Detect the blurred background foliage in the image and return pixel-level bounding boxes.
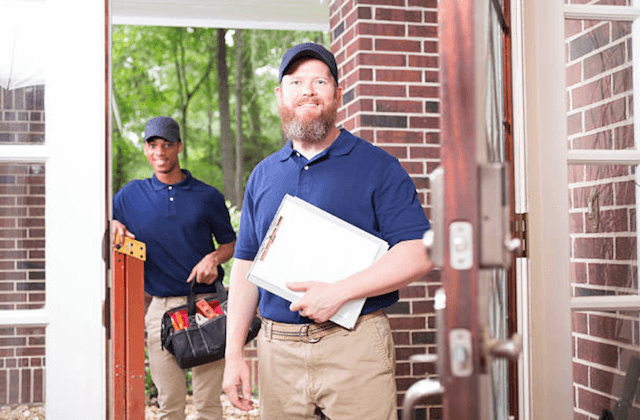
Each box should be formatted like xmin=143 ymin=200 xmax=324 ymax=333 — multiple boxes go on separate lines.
xmin=112 ymin=26 xmax=329 ymax=209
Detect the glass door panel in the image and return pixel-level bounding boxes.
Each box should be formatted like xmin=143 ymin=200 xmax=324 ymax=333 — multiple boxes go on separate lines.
xmin=0 ymin=2 xmax=47 ymax=411
xmin=566 ymin=8 xmax=640 ymax=419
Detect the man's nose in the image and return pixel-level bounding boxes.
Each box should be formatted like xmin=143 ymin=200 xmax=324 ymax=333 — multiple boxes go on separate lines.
xmin=302 ymin=81 xmax=316 ymax=96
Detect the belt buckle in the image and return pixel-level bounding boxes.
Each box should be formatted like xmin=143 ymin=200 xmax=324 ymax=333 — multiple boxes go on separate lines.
xmin=299 ymin=324 xmax=320 ymax=343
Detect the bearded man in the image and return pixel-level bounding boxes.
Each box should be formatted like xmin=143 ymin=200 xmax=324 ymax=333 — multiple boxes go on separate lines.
xmin=222 ymin=43 xmax=434 ymax=420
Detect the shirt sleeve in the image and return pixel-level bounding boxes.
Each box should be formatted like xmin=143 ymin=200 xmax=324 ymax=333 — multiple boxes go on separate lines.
xmin=209 ymin=191 xmax=237 ymax=245
xmin=374 ymin=160 xmax=430 ymax=247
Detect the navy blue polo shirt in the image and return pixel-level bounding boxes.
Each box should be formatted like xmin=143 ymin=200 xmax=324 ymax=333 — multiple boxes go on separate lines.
xmin=235 ymin=129 xmax=430 ymax=323
xmin=113 ymin=169 xmax=236 ymax=297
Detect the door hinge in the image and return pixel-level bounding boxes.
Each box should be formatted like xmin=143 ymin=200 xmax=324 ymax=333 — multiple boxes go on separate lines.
xmin=513 ymin=212 xmax=528 ymax=258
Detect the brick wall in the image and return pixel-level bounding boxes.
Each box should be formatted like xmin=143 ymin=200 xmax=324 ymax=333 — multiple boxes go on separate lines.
xmin=565 ymin=13 xmax=638 ymax=419
xmin=328 ymin=0 xmax=441 ymax=417
xmin=0 ymin=85 xmax=47 ymax=406
xmin=0 ymin=87 xmax=45 ymax=144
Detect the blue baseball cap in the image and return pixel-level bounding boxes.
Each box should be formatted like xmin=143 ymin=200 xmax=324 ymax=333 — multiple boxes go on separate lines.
xmin=144 ymin=116 xmax=181 ymax=142
xmin=279 ymin=42 xmax=338 ymax=84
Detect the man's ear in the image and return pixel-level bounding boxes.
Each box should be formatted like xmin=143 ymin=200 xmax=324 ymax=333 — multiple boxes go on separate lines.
xmin=275 ymin=86 xmax=282 ymax=105
xmin=177 ymin=141 xmax=183 ymax=154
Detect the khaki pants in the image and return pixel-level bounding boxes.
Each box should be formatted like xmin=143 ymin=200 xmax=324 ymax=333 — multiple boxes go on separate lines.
xmin=257 ymin=312 xmax=397 ymax=420
xmin=146 ymin=295 xmax=225 ymax=420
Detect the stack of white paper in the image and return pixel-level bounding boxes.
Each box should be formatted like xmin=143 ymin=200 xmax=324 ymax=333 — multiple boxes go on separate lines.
xmin=247 ymin=195 xmax=389 ymax=329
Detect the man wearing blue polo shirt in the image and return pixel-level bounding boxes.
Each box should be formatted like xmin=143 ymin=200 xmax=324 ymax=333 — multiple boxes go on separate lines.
xmin=223 ymin=43 xmax=434 ymax=420
xmin=112 ymin=116 xmax=236 ymax=420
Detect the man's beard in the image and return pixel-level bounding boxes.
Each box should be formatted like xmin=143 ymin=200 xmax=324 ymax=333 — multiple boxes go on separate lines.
xmin=279 ymin=97 xmax=339 ymax=145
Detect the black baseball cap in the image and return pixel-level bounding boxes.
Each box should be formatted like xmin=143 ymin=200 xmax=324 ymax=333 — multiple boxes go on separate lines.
xmin=279 ymin=42 xmax=338 ymax=85
xmin=144 ymin=116 xmax=180 ymax=143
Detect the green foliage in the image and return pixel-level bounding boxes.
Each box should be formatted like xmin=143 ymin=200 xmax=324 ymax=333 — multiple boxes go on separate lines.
xmin=216 ymin=201 xmax=241 ymax=286
xmin=112 ymin=26 xmax=328 ymax=199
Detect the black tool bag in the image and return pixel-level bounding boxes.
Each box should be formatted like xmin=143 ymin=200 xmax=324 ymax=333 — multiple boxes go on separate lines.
xmin=160 ymin=279 xmax=261 ymax=369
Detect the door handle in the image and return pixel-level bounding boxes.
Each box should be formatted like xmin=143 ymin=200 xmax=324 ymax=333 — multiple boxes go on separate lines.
xmin=401 ymin=378 xmax=444 ymax=420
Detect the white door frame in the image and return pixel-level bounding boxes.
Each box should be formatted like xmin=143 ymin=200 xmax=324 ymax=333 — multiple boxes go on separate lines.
xmin=0 ymin=1 xmax=108 ymax=418
xmin=520 ymin=0 xmax=574 ymax=419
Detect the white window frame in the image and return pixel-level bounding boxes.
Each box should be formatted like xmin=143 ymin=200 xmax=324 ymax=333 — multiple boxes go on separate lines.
xmin=0 ymin=1 xmax=108 ymax=419
xmin=518 ymin=3 xmax=640 ymax=420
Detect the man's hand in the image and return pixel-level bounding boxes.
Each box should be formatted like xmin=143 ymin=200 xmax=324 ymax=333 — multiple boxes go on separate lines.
xmin=186 ymin=253 xmax=219 ymax=285
xmin=187 ymin=241 xmax=235 ymax=284
xmin=111 ymin=219 xmax=135 ymax=248
xmin=222 ymin=356 xmax=255 ymax=411
xmin=287 ymin=281 xmax=345 ymax=323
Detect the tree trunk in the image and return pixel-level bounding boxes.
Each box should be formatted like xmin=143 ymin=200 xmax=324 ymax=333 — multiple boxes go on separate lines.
xmin=216 ymin=28 xmax=236 ymax=202
xmin=234 ymin=29 xmax=244 ymax=208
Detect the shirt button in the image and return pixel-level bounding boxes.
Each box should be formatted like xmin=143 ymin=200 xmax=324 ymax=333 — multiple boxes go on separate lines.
xmin=170 ymin=197 xmax=174 ymax=201
xmin=168 ymin=186 xmax=173 ymax=190
xmin=304 ymin=165 xmax=309 ymax=170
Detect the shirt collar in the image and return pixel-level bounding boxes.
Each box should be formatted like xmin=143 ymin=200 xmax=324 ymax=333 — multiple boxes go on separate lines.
xmin=151 ymin=169 xmax=193 ymax=191
xmin=277 ymin=129 xmax=357 ymax=162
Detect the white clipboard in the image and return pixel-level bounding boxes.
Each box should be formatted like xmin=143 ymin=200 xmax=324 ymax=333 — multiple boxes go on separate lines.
xmin=246 ymin=194 xmax=389 ymax=329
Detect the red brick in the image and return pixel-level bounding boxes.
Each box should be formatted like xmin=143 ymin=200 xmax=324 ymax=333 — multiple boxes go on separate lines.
xmin=569 ymin=212 xmax=584 ymax=234
xmin=590 ymin=366 xmax=623 ymax=397
xmin=615 ymin=180 xmax=635 ymax=205
xmin=585 ymin=208 xmax=628 ymax=233
xmin=424 ymin=70 xmax=439 ymax=83
xmin=390 ymin=317 xmax=426 ymax=331
xmin=573 ymin=237 xmax=613 ymax=259
xmin=33 ymin=368 xmax=43 ymax=403
xmin=346 ymin=38 xmax=373 ymax=59
xmin=412 ymin=299 xmax=434 ymax=314
xmin=571 ymin=76 xmax=611 ymax=109
xmin=566 ymin=62 xmax=582 ymax=87
xmin=584 ymin=43 xmax=626 ymax=80
xmin=408 ymin=25 xmax=438 ymax=38
xmin=571 ymin=262 xmax=587 ymax=284
xmin=375 ymin=38 xmax=421 ymax=53
xmin=573 ymin=312 xmax=588 ymax=334
xmin=565 ymin=19 xmax=582 ymax=38
xmin=576 ymin=338 xmax=618 ymax=368
xmin=357 ymin=22 xmax=405 ymax=37
xmin=409 ymin=116 xmax=439 ymax=129
xmin=588 ymin=263 xmax=635 ymax=289
xmin=358 ymin=0 xmax=404 ymax=6
xmin=409 ymin=85 xmax=439 ymax=98
xmin=616 ymin=236 xmax=636 ymax=260
xmin=409 ymin=146 xmax=439 ymax=159
xmin=377 ymin=99 xmax=423 ymax=113
xmin=589 ymin=313 xmax=632 ymax=343
xmin=357 ymin=53 xmax=407 ymax=68
xmin=577 ymin=387 xmax=615 ymax=415
xmin=9 ymin=369 xmax=18 ymax=403
xmin=375 ymin=8 xmax=422 ymax=23
xmin=409 ymin=0 xmax=437 ymax=7
xmin=567 ymin=112 xmax=583 ymax=135
xmin=409 ymin=54 xmax=438 ymax=68
xmin=424 ymin=11 xmax=437 ymax=24
xmin=584 ymin=98 xmax=626 ymax=132
xmin=380 ymin=146 xmax=408 ymax=159
xmin=0 ymin=369 xmax=5 ymax=404
xmin=400 ymin=284 xmax=427 ymax=299
xmin=358 ymin=83 xmax=406 ymax=98
xmin=395 ymin=361 xmax=411 ymax=376
xmin=573 ymin=184 xmax=614 ymax=208
xmin=571 ymin=129 xmax=612 ymax=150
xmin=573 ymin=362 xmax=588 ymax=386
xmin=377 ymin=130 xmax=424 ymax=144
xmin=614 ymin=124 xmax=634 ymax=149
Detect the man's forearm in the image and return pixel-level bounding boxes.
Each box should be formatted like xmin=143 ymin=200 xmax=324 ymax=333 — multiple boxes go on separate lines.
xmin=209 ymin=240 xmax=236 ymax=266
xmin=225 ymin=259 xmax=259 ymax=359
xmin=337 ymin=239 xmax=433 ymax=301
